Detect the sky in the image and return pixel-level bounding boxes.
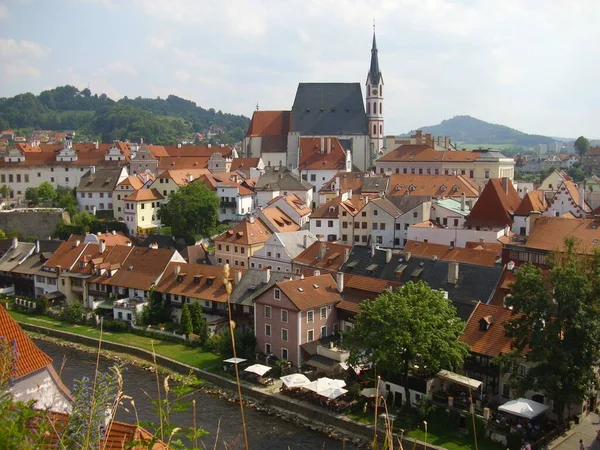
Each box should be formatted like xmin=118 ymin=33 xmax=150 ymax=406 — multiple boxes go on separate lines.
xmin=0 ymin=0 xmax=599 ymax=138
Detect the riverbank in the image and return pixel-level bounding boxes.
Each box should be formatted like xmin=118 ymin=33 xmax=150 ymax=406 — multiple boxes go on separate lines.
xmin=21 ymin=322 xmax=440 ymax=450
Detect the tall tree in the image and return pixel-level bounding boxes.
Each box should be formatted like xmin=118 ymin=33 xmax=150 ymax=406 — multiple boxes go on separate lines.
xmin=158 ymin=182 xmax=220 ymax=243
xmin=574 ymin=136 xmax=590 ymax=156
xmin=25 ymin=187 xmax=39 ymax=206
xmin=179 ymin=304 xmax=193 ymax=337
xmin=37 ymin=182 xmax=57 ymax=203
xmin=502 ymin=238 xmax=600 ymax=422
xmin=189 ymin=301 xmax=209 ymax=344
xmin=343 ymin=281 xmax=469 ymax=387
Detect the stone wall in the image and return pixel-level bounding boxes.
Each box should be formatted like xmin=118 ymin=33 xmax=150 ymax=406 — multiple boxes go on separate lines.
xmin=19 ymin=322 xmax=442 ymax=450
xmin=0 ymin=209 xmax=68 ymax=239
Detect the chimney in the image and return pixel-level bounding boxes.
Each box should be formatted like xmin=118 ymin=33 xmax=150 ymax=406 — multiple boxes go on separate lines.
xmin=263 ymin=268 xmax=271 ymax=284
xmin=234 ymin=270 xmax=243 ymax=285
xmin=140 ymin=137 xmax=144 ymax=144
xmin=314 ymin=269 xmax=321 ymax=276
xmin=501 ymin=177 xmax=509 ymax=194
xmin=318 ymin=242 xmax=327 ymax=260
xmin=327 ymin=138 xmax=332 ymax=154
xmin=320 ymin=137 xmax=325 ymax=153
xmin=99 ymin=239 xmax=106 ymax=254
xmin=579 ymin=184 xmax=585 ymax=209
xmin=126 ymin=240 xmax=132 ymax=247
xmin=529 ymin=211 xmax=541 ymax=234
xmin=448 ymin=260 xmax=459 ymax=285
xmin=335 ymin=176 xmax=341 ymax=191
xmin=249 ymin=215 xmax=256 ymax=224
xmin=336 ymin=272 xmax=344 ymax=293
xmin=111 ymin=230 xmax=116 ymax=235
xmin=385 ymin=248 xmax=392 ymax=263
xmin=90 ymin=165 xmax=96 ymax=174
xmin=150 ymin=242 xmax=158 ymax=250
xmin=174 ymin=265 xmax=181 ymax=276
xmin=303 ymin=233 xmax=310 ymax=249
xmin=11 ymin=236 xmax=18 ymax=249
xmin=35 ymin=240 xmax=40 ymax=254
xmin=343 ymin=248 xmax=350 ymax=263
xmin=445 ymin=137 xmax=450 ymax=149
xmin=416 ymin=130 xmax=423 ymax=140
xmin=370 ymin=244 xmax=376 ymax=257
xmin=74 ymin=239 xmax=81 ymax=247
xmin=461 ymin=193 xmax=466 ymax=211
xmin=94 ymin=141 xmax=99 ymax=150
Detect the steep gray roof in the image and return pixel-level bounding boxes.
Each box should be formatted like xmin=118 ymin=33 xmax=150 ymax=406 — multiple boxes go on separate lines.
xmin=367 ymin=31 xmax=382 ymax=86
xmin=230 ymin=269 xmax=289 ymax=306
xmin=369 ymin=198 xmax=402 ymax=217
xmin=362 ymin=177 xmax=389 ymax=193
xmin=291 ymin=83 xmax=368 ymax=136
xmin=273 ymin=231 xmax=318 ymax=259
xmin=0 ymin=242 xmax=35 ymax=272
xmin=77 ymin=167 xmax=125 ymax=193
xmin=387 ymin=195 xmax=432 ymax=214
xmin=255 ymin=167 xmax=313 ymax=192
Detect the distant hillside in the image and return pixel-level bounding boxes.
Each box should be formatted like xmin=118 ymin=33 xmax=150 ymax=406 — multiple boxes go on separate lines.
xmin=404 ymin=115 xmax=556 ymax=147
xmin=0 ymin=85 xmax=250 ymax=145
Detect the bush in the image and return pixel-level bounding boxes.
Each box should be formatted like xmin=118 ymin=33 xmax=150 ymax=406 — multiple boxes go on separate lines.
xmin=35 ymin=297 xmax=49 ymax=314
xmin=102 ymin=319 xmax=128 ymax=332
xmin=61 ymin=302 xmax=85 ymax=324
xmin=204 ymin=334 xmax=223 ymax=353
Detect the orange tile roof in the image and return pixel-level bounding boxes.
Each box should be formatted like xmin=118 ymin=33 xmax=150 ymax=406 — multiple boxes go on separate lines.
xmin=0 ymin=305 xmax=52 ymax=379
xmin=155 ymin=262 xmax=244 ymax=304
xmin=44 ymin=239 xmax=95 ymax=271
xmin=551 ymin=180 xmax=591 ymax=213
xmin=386 ymin=174 xmax=479 ymax=198
xmin=214 ymin=217 xmax=272 ymax=245
xmin=344 ymin=273 xmax=401 ymax=293
xmin=459 ymin=302 xmax=520 ymax=357
xmin=293 ymin=241 xmax=351 ymax=272
xmin=276 ymin=274 xmax=341 ymax=311
xmin=311 ymin=194 xmax=365 ymax=219
xmin=85 ymin=232 xmax=131 ymax=247
xmin=514 ymin=190 xmax=547 ymax=216
xmin=379 ymin=144 xmax=480 ymax=163
xmin=465 ymin=178 xmax=521 ymax=228
xmin=117 ymin=174 xmax=153 ymax=190
xmin=411 ymin=220 xmax=445 ymax=228
xmin=336 ymin=300 xmax=361 ymax=313
xmin=246 ymin=110 xmax=291 ymax=137
xmin=230 ymin=158 xmax=260 ymax=172
xmin=320 ymin=171 xmax=370 ymax=193
xmin=298 ymin=138 xmax=347 ymax=171
xmin=124 ymin=188 xmax=164 ymax=202
xmin=464 ymin=241 xmax=503 ymax=252
xmin=267 ymin=194 xmax=312 ymax=217
xmin=403 ymin=241 xmax=500 ymax=267
xmin=157 ymin=157 xmax=210 ymax=171
xmin=157 ymin=169 xmax=211 ymax=186
xmin=102 ymin=247 xmax=176 ymax=290
xmin=1 ymin=144 xmax=130 ymax=167
xmin=260 ymin=207 xmax=301 ymax=232
xmin=525 ymin=216 xmax=600 ymax=254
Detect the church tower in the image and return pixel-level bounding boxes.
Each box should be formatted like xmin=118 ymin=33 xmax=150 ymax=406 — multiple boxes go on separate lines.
xmin=366 ymin=26 xmax=384 ymax=160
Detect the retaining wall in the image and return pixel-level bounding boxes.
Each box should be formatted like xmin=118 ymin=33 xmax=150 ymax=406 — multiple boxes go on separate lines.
xmin=20 ymin=322 xmax=443 ymax=450
xmin=0 ymin=210 xmax=68 ymax=238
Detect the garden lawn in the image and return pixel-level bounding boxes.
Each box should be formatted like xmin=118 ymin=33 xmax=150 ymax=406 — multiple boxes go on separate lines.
xmin=9 ymin=311 xmax=220 ymax=369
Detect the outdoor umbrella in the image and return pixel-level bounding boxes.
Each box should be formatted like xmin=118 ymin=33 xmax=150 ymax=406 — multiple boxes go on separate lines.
xmin=280 ymin=373 xmax=311 ymax=388
xmin=318 ymin=387 xmax=348 ymax=400
xmin=244 ymin=364 xmax=272 ymax=377
xmin=223 ymin=357 xmax=247 ymax=364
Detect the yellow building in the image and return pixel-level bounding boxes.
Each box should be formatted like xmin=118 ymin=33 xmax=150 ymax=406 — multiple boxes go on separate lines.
xmin=123 ymin=188 xmax=164 ymax=237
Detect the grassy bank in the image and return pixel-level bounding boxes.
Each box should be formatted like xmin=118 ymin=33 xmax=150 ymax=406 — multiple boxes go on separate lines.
xmin=9 ymin=311 xmax=220 ymax=369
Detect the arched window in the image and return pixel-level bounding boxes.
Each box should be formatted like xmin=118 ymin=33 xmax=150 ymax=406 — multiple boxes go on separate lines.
xmin=373 ymin=124 xmax=377 ymax=136
xmin=380 ymin=85 xmax=382 ymax=96
xmin=379 ymin=102 xmax=382 ymax=114
xmin=367 ymin=102 xmax=370 ymax=114
xmin=380 ymin=124 xmax=383 ymax=134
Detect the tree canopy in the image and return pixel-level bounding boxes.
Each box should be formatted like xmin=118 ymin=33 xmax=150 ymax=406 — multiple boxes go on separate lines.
xmin=343 ymin=281 xmax=469 ymax=385
xmin=179 ymin=303 xmax=193 ymax=337
xmin=502 ymin=238 xmax=600 ymax=421
xmin=574 ymin=136 xmax=590 ymax=156
xmin=158 ymin=182 xmax=220 ymax=243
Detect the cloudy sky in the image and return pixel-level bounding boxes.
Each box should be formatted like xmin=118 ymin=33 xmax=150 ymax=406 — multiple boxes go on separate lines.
xmin=1 ymin=0 xmax=598 ymax=138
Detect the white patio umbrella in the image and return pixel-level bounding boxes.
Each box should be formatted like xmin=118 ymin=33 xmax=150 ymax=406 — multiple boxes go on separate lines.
xmin=319 ymin=377 xmax=346 ymax=389
xmin=244 ymin=364 xmax=272 ymax=377
xmin=304 ymin=377 xmax=346 ymax=394
xmin=318 ymin=387 xmax=348 ymax=400
xmin=498 ymin=398 xmax=550 ymax=420
xmin=280 ymin=373 xmax=311 ymax=388
xmin=223 ymin=357 xmax=247 ymax=364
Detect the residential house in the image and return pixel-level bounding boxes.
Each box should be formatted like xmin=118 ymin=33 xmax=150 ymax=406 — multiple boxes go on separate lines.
xmin=264 ymin=194 xmax=312 ymax=228
xmin=318 ymin=171 xmax=387 ymax=205
xmin=112 ymin=173 xmax=154 ymax=221
xmin=512 ymin=191 xmax=547 ymax=237
xmin=154 ymin=262 xmax=244 ymax=316
xmin=229 ymin=157 xmax=265 ymax=178
xmin=0 ymin=306 xmax=72 ymax=413
xmin=340 ymin=246 xmax=504 ymax=321
xmin=538 ymin=170 xmax=571 ymax=193
xmin=151 ymin=169 xmax=211 ymax=199
xmin=310 ymin=192 xmax=364 ymax=243
xmin=543 ymin=180 xmax=590 ymax=218
xmin=513 ymin=181 xmax=535 ymax=199
xmin=254 ymin=274 xmax=342 ymax=367
xmin=429 ymin=196 xmax=472 ymax=230
xmin=243 ymin=110 xmax=291 ymax=163
xmin=123 ymin=189 xmax=164 ymax=237
xmin=376 ymin=145 xmax=515 ymax=184
xmin=385 ymin=174 xmax=480 ymax=199
xmin=213 ymin=216 xmax=273 ymax=268
xmin=198 ymin=173 xmax=256 ymax=223
xmin=249 ymin=231 xmax=317 ymax=273
xmin=77 ymin=166 xmax=128 ymax=215
xmin=10 ymin=239 xmax=64 ymax=298
xmin=206 ymin=152 xmax=233 ymax=173
xmin=259 ymin=207 xmax=301 ymax=234
xmin=581 ymin=147 xmax=600 ymax=173
xmin=297 ymin=137 xmax=352 ymax=198
xmin=292 ymin=241 xmax=352 ymax=276
xmin=254 ymin=167 xmax=314 ymax=208
xmin=0 ymin=238 xmax=37 ymax=296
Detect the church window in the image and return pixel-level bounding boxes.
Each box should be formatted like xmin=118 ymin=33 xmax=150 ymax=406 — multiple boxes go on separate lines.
xmin=367 ymin=102 xmax=370 ymax=114
xmin=380 ymin=85 xmax=382 ymax=95
xmin=380 ymin=102 xmax=382 ymax=114
xmin=380 ymin=124 xmax=383 ymax=134
xmin=373 ymin=124 xmax=377 ymax=136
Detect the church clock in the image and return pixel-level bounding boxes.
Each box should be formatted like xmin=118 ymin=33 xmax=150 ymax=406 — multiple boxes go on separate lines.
xmin=372 ymin=88 xmax=378 ymax=95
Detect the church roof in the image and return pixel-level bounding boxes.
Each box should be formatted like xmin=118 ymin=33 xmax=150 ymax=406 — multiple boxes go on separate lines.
xmin=368 ymin=31 xmax=382 ymax=86
xmin=290 ymin=83 xmax=368 ymax=136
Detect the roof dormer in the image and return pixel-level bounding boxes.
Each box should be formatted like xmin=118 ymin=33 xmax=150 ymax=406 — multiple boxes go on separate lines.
xmin=479 ymin=315 xmax=494 ymax=331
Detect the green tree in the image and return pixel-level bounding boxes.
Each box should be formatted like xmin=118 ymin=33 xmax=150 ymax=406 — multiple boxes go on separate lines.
xmin=219 ymin=329 xmax=257 ymax=360
xmin=501 ymin=238 xmax=600 ymax=422
xmin=62 ymin=301 xmax=85 ymax=324
xmin=142 ymin=289 xmax=172 ymax=326
xmin=574 ymin=136 xmax=590 ymax=156
xmin=189 ymin=302 xmax=209 ymax=344
xmin=343 ymin=281 xmax=469 ymax=386
xmin=0 ymin=229 xmax=6 ymax=239
xmin=37 ymin=181 xmax=56 ymax=203
xmin=24 ymin=187 xmax=39 ymax=206
xmin=158 ymin=182 xmax=220 ymax=243
xmin=180 ymin=303 xmax=193 ymax=336
xmin=0 ymin=185 xmax=9 ymax=199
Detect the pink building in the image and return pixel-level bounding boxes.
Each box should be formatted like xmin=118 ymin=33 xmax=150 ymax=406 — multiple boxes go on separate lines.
xmin=254 ymin=272 xmax=342 ymax=367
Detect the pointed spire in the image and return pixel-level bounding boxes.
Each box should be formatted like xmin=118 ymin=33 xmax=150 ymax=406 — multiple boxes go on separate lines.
xmin=368 ymin=24 xmax=381 ymax=86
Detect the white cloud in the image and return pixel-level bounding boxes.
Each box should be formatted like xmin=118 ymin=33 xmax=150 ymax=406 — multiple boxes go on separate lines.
xmin=99 ymin=60 xmax=136 ymax=76
xmin=147 ymin=36 xmax=166 ymax=50
xmin=0 ymin=39 xmax=50 ymax=79
xmin=174 ymin=69 xmax=190 ymax=83
xmin=0 ymin=2 xmax=7 ymax=19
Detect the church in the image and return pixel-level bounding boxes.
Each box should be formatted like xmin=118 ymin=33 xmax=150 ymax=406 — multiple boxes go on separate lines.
xmin=243 ymin=29 xmax=384 ymax=172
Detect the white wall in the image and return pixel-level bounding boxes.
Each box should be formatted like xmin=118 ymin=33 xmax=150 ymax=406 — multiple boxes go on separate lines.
xmin=309 ymin=217 xmax=340 ymax=241
xmin=407 ymin=225 xmax=506 ymax=248
xmin=34 ymin=273 xmax=58 ymax=297
xmin=262 ymin=152 xmax=287 ymax=168
xmin=11 ymin=367 xmax=71 ymax=413
xmin=300 ymin=169 xmax=338 ymax=203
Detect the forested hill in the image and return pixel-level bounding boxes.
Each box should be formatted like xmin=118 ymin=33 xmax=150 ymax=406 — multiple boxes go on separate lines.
xmin=0 ymin=85 xmax=250 ymax=145
xmin=404 ymin=115 xmax=556 ymax=147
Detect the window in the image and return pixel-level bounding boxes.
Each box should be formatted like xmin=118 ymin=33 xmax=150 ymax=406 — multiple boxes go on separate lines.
xmin=307 ymin=310 xmax=314 ymax=323
xmin=328 ymin=220 xmax=333 ymax=228
xmin=404 ymin=223 xmax=409 ymax=230
xmin=0 ymin=175 xmax=4 ymax=183
xmin=380 ymin=223 xmax=385 ymax=230
xmin=362 ymin=222 xmax=367 ymax=229
xmin=354 ymin=235 xmax=359 ymax=242
xmin=282 ymin=348 xmax=288 ymax=360
xmin=453 ymin=219 xmax=459 ymax=227
xmin=265 ymin=324 xmax=272 ymax=337
xmin=267 ymin=251 xmax=272 ymax=257
xmin=518 ymin=364 xmax=528 ymax=377
xmin=218 ymin=244 xmax=222 ymax=250
xmin=320 ymin=326 xmax=327 ymax=338
xmin=118 ymin=311 xmax=123 ymax=319
xmin=342 ymin=221 xmax=348 ymax=229
xmin=376 ymin=236 xmax=382 ymax=244
xmin=469 ymin=170 xmax=474 ymax=178
xmin=342 ymin=234 xmax=348 ymax=241
xmin=361 ymin=211 xmax=366 ymax=217
xmin=485 ymin=169 xmax=490 ymax=179
xmin=88 ymin=193 xmax=92 ymax=198
xmin=264 ymin=305 xmax=272 ymax=319
xmin=395 ymin=223 xmax=400 ymax=230
xmin=80 ymin=193 xmax=85 ymax=198
xmin=265 ymin=343 xmax=271 ymax=354
xmin=354 ymin=222 xmax=359 ymax=229
xmin=140 ymin=203 xmax=144 ymax=209
xmin=373 ymin=209 xmax=378 ymax=216
xmin=24 ymin=174 xmax=29 ymax=182
xmin=99 ymin=192 xmax=104 ymax=198
xmin=320 ymin=307 xmax=327 ymax=319
xmin=307 ymin=329 xmax=314 ymax=342
xmin=361 ymin=235 xmax=367 ymax=242
xmin=234 ymin=246 xmax=238 ymax=253
xmin=281 ymin=328 xmax=288 ymax=341
xmin=413 ymin=211 xmax=418 ymax=218
xmin=274 ymin=288 xmax=281 ymax=300
xmin=276 ymin=253 xmax=281 ymax=258
xmin=226 ymin=245 xmax=230 ymax=251
xmin=310 ymin=174 xmax=316 ymax=182
xmin=372 ymin=222 xmax=378 ymax=230
xmin=241 ymin=247 xmax=245 ymax=254
xmin=281 ymin=309 xmax=288 ymax=322
xmin=316 ymin=220 xmax=321 ymax=227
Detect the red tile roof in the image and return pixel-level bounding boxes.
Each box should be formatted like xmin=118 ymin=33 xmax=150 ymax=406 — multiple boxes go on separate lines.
xmin=515 ymin=190 xmax=547 ymax=216
xmin=379 ymin=144 xmax=480 ymax=163
xmin=465 ymin=178 xmax=521 ymax=228
xmin=230 ymin=158 xmax=260 ymax=172
xmin=293 ymin=241 xmax=351 ymax=273
xmin=157 ymin=157 xmax=210 ymax=170
xmin=102 ymin=247 xmax=176 ymax=290
xmin=276 ymin=274 xmax=341 ymax=311
xmin=299 ymin=138 xmax=347 ymax=171
xmin=403 ymin=241 xmax=500 ymax=267
xmin=386 ymin=174 xmax=479 ymax=198
xmin=260 ymin=207 xmax=301 ymax=233
xmin=0 ymin=305 xmax=53 ymax=379
xmin=320 ymin=171 xmax=370 ymax=193
xmin=525 ymin=216 xmax=600 ymax=254
xmin=214 ymin=217 xmax=272 ymax=245
xmin=266 ymin=194 xmax=312 ymax=217
xmin=246 ymin=111 xmax=291 ymax=137
xmin=124 ymin=188 xmax=164 ymax=202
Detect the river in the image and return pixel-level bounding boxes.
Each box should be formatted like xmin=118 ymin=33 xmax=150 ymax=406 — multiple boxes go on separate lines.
xmin=35 ymin=339 xmax=359 ymax=450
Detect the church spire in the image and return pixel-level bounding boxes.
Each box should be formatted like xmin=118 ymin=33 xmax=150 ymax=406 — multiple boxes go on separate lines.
xmin=368 ymin=24 xmax=381 ymax=86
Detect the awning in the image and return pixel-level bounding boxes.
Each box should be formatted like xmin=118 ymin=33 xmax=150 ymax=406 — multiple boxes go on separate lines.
xmin=438 ymin=370 xmax=482 ymax=390
xmin=498 ymin=398 xmax=550 ymax=419
xmin=306 ymin=355 xmax=342 ymax=371
xmin=280 ymin=373 xmax=311 ymax=388
xmin=244 ymin=364 xmax=271 ymax=377
xmin=96 ymin=300 xmax=114 ymax=310
xmin=223 ymin=357 xmax=247 ymax=364
xmin=41 ymin=291 xmax=65 ymax=301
